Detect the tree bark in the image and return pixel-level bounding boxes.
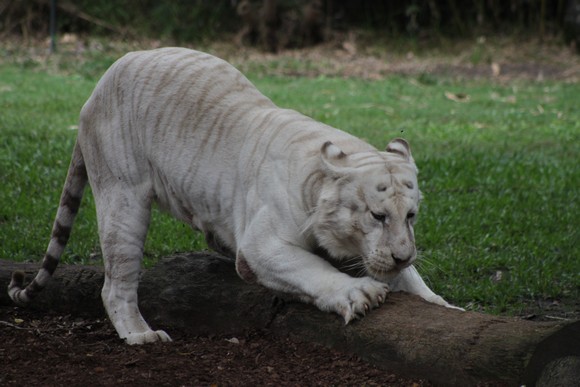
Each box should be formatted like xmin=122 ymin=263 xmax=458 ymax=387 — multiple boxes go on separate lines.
xmin=1 ymin=254 xmax=578 ymax=386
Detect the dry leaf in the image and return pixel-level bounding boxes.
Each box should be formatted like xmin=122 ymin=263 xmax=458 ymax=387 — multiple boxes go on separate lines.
xmin=491 ymin=62 xmax=501 ymax=77
xmin=444 ymin=91 xmax=470 ymax=103
xmin=342 ymin=41 xmax=357 ymax=56
xmin=490 ymin=270 xmax=503 ymax=283
xmin=225 ymin=337 xmax=240 ymax=344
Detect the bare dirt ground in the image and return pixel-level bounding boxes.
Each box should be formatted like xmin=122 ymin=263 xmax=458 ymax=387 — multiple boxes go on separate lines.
xmin=2 ymin=33 xmax=579 ymax=82
xmin=1 ymin=36 xmax=577 ymax=386
xmin=208 ymin=33 xmax=580 ymax=82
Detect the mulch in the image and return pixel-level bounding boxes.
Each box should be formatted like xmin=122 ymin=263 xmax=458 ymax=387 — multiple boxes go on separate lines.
xmin=0 ymin=306 xmax=432 ymax=386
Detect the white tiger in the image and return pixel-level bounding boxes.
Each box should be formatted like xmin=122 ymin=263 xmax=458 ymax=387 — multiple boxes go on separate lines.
xmin=8 ymin=47 xmax=459 ymax=345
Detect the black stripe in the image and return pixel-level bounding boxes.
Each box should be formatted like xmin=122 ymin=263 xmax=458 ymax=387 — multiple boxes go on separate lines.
xmin=43 ymin=254 xmax=59 ymax=275
xmin=387 ymin=148 xmax=406 ymax=157
xmin=27 ymin=279 xmax=43 ymax=297
xmin=74 ymin=162 xmax=88 ymax=180
xmin=53 ymin=221 xmax=72 ymax=245
xmin=10 ymin=271 xmax=25 ymax=288
xmin=61 ymin=190 xmax=82 ymax=214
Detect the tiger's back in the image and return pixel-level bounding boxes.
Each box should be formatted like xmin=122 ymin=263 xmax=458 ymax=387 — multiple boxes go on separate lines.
xmin=80 ymin=47 xmax=369 ymax=253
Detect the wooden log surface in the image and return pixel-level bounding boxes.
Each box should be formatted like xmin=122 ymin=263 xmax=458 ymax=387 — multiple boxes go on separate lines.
xmin=1 ymin=253 xmax=578 ymax=386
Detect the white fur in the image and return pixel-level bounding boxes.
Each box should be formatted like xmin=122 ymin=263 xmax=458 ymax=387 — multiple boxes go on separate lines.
xmin=70 ymin=48 xmax=460 ymax=344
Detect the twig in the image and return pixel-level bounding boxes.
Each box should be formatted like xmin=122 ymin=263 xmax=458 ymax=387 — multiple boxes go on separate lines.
xmin=544 ymin=315 xmax=570 ymax=321
xmin=0 ymin=320 xmax=31 ymax=330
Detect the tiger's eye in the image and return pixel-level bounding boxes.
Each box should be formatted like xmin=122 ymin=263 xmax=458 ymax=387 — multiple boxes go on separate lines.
xmin=371 ymin=212 xmax=386 ymax=222
xmin=407 ymin=212 xmax=416 ymax=220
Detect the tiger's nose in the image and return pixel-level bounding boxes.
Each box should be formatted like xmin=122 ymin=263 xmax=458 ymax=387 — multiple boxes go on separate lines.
xmin=392 ymin=253 xmax=412 ymax=266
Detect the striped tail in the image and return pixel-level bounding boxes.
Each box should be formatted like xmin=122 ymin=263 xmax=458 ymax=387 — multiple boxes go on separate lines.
xmin=8 ymin=141 xmax=88 ymax=305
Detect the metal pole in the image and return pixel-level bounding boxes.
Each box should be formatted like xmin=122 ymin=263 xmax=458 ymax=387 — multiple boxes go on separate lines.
xmin=50 ymin=0 xmax=57 ymax=54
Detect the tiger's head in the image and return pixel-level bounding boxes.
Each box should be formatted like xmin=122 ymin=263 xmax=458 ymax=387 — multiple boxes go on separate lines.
xmin=312 ymin=138 xmax=421 ymax=281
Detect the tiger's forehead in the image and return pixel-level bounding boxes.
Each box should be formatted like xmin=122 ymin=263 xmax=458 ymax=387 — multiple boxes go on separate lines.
xmin=348 ymin=151 xmax=385 ymax=168
xmin=349 ymin=151 xmax=417 ymax=181
xmin=365 ymin=172 xmax=418 ymax=196
xmin=356 ymin=172 xmax=420 ymax=211
xmin=352 ymin=152 xmax=419 ymax=202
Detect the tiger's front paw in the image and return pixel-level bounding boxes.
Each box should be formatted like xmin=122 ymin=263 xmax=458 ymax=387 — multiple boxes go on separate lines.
xmin=317 ymin=276 xmax=389 ymax=324
xmin=124 ymin=329 xmax=173 ymax=345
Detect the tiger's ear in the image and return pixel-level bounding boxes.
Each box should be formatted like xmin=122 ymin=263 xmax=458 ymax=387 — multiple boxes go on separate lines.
xmin=320 ymin=141 xmax=352 ymax=177
xmin=385 ymin=138 xmax=413 ymax=162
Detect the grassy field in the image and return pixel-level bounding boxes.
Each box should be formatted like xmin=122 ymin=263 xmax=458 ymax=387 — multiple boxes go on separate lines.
xmin=0 ymin=53 xmax=578 ymax=316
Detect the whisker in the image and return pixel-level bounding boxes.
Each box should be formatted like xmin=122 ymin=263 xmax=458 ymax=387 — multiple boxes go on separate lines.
xmin=415 ymin=254 xmax=450 ymax=276
xmin=337 ymin=255 xmax=368 ymax=277
xmin=298 ymin=216 xmax=314 ymax=237
xmin=340 ymin=259 xmax=365 ymax=271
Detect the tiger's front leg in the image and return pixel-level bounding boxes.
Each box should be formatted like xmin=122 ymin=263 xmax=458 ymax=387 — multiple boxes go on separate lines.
xmin=237 ymin=212 xmax=389 ymax=323
xmin=388 ymin=266 xmax=464 ymax=311
xmin=239 ymin=244 xmax=389 ymax=323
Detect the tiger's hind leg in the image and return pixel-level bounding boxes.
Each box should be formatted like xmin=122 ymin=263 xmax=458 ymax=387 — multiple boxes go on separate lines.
xmin=95 ymin=189 xmax=171 ymax=345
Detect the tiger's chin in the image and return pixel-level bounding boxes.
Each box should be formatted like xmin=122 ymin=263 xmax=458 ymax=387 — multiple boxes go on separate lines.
xmin=363 ymin=257 xmax=415 ymax=282
xmin=365 ymin=264 xmax=401 ymax=282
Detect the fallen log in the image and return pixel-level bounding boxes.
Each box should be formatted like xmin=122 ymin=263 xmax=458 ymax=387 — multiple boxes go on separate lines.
xmin=1 ymin=254 xmax=578 ymax=386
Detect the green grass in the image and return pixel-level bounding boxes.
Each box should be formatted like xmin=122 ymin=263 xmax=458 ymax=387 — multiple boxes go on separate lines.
xmin=0 ymin=66 xmax=206 ymax=265
xmin=1 ymin=60 xmax=578 ymax=316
